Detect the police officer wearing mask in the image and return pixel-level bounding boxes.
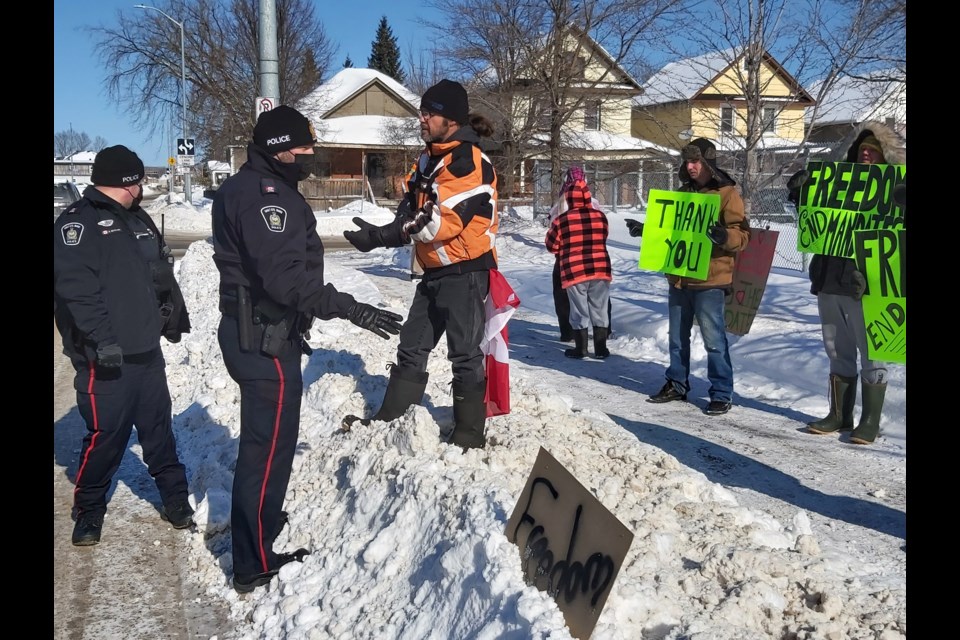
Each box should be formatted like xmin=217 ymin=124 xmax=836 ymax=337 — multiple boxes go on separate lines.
xmin=54 ymin=145 xmax=194 ymax=547
xmin=212 ymin=105 xmax=403 ymax=593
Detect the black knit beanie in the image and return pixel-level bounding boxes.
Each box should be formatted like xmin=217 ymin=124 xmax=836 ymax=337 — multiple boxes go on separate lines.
xmin=253 ymin=105 xmax=317 ymax=153
xmin=91 ymin=145 xmax=145 ymax=187
xmin=420 ymin=80 xmax=469 ymax=125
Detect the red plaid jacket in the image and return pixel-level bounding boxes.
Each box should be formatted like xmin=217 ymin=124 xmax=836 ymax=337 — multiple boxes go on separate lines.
xmin=544 ymin=180 xmax=612 ymax=289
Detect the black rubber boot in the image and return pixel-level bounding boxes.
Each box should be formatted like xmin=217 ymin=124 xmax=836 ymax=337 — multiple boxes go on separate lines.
xmin=807 ymin=373 xmax=857 ymax=434
xmin=593 ymin=327 xmax=610 ymax=359
xmin=342 ymin=365 xmax=428 ymax=430
xmin=564 ymin=329 xmax=589 ymax=359
xmin=850 ymin=381 xmax=886 ymax=445
xmin=450 ymin=380 xmax=488 ymax=450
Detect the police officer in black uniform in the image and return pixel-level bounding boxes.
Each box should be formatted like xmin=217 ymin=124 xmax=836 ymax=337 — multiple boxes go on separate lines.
xmin=53 ymin=145 xmax=194 ymax=546
xmin=212 ymin=105 xmax=403 ymax=593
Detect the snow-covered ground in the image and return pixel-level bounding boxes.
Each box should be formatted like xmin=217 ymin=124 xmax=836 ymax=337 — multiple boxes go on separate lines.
xmin=135 ymin=195 xmax=906 ymax=639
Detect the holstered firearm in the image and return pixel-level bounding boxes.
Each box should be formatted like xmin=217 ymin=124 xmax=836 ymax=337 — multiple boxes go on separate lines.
xmin=256 ymin=296 xmax=297 ymax=358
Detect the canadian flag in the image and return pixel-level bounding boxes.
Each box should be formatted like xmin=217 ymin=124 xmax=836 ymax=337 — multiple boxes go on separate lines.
xmin=482 ymin=270 xmax=520 ymax=417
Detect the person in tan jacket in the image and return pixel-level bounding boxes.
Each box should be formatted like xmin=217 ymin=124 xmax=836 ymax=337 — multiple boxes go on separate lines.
xmin=645 ymin=138 xmax=751 ymax=415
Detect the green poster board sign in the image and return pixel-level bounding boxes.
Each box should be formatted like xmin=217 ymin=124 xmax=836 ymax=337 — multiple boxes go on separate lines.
xmin=796 ymin=161 xmax=905 ymax=257
xmin=853 ymin=228 xmax=906 ymax=364
xmin=639 ymin=189 xmax=719 ymax=280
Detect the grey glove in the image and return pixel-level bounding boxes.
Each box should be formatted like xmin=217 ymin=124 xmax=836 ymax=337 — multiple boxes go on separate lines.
xmin=96 ymin=343 xmax=123 ymax=368
xmin=706 ymin=221 xmax=728 ymax=246
xmin=625 ymin=218 xmax=644 ymax=237
xmin=851 ymin=270 xmax=867 ymax=300
xmin=345 ymin=303 xmax=403 ymax=339
xmin=403 ymin=201 xmax=435 ymax=237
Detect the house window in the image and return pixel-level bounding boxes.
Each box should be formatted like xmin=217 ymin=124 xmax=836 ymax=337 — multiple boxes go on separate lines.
xmin=584 ymin=100 xmax=601 ymax=131
xmin=563 ymin=52 xmax=587 ymax=79
xmin=535 ymin=98 xmax=553 ymax=131
xmin=721 ymin=107 xmax=734 ymax=133
xmin=762 ymin=107 xmax=777 ymax=134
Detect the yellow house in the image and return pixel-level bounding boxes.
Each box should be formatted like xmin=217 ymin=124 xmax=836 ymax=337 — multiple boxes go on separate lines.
xmin=632 ymin=48 xmax=814 ymax=154
xmin=482 ymin=24 xmax=675 ymax=208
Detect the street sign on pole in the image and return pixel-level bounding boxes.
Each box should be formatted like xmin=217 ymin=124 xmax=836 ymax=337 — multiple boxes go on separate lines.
xmin=256 ymin=97 xmax=277 ymax=120
xmin=177 ymin=138 xmax=195 ymax=156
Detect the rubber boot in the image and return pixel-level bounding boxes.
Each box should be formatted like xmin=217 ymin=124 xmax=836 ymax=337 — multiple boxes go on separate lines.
xmin=450 ymin=379 xmax=488 ymax=450
xmin=807 ymin=373 xmax=857 ymax=434
xmin=850 ymin=381 xmax=886 ymax=445
xmin=564 ymin=329 xmax=589 ymax=359
xmin=593 ymin=327 xmax=610 ymax=359
xmin=342 ymin=365 xmax=428 ymax=430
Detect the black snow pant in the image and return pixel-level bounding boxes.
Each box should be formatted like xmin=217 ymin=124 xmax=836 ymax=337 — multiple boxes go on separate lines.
xmin=397 ymin=270 xmax=489 ymax=386
xmin=218 ymin=315 xmax=304 ymax=578
xmin=71 ymin=348 xmax=188 ymax=519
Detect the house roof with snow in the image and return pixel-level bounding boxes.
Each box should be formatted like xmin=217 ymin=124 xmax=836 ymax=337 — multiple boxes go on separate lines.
xmin=635 ymin=48 xmax=813 ymax=107
xmin=806 ymin=70 xmax=906 ymax=125
xmin=298 ymin=68 xmax=420 ymax=120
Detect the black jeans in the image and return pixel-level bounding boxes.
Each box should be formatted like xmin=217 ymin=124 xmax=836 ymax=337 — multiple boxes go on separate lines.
xmin=397 ymin=271 xmax=489 ymax=385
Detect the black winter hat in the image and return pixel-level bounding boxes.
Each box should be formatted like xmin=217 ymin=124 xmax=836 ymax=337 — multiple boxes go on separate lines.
xmin=253 ymin=105 xmax=317 ymax=153
xmin=420 ymin=79 xmax=469 ymax=125
xmin=91 ymin=145 xmax=145 ymax=187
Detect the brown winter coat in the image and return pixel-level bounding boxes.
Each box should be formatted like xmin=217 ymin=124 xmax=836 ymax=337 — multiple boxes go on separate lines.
xmin=666 ymin=172 xmax=750 ymax=290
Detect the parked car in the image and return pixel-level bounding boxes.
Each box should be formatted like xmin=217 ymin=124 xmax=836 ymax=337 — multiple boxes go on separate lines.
xmin=54 ymin=181 xmax=82 ymax=222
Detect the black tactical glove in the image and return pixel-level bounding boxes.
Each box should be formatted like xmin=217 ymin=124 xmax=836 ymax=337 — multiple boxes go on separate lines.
xmin=706 ymin=221 xmax=728 ymax=246
xmin=625 ymin=218 xmax=644 ymax=237
xmin=851 ymin=270 xmax=867 ymax=300
xmin=786 ymin=169 xmax=810 ymax=205
xmin=96 ymin=343 xmax=123 ymax=368
xmin=344 ymin=303 xmax=403 ymax=339
xmin=402 ymin=201 xmax=435 ymax=237
xmin=343 ymin=217 xmax=406 ymax=252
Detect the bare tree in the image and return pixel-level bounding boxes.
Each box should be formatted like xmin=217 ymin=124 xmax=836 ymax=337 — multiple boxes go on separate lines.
xmin=87 ymin=0 xmax=334 ymax=162
xmin=422 ymin=0 xmax=691 ymax=198
xmin=54 ymin=130 xmax=94 ymax=158
xmin=635 ymin=0 xmax=905 ymax=214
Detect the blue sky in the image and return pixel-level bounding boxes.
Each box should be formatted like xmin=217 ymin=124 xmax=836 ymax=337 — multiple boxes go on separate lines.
xmin=53 ymin=0 xmax=422 ymax=166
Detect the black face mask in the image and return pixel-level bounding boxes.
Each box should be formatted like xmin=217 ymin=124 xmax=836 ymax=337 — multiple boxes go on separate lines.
xmin=293 ymin=154 xmax=314 ymax=181
xmin=128 ymin=184 xmax=143 ymax=209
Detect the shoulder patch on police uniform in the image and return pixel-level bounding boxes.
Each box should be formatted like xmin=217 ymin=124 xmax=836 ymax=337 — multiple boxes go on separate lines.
xmin=61 ymin=222 xmax=84 ymax=245
xmin=260 ymin=178 xmax=280 ymax=195
xmin=261 ymin=206 xmax=287 ymax=232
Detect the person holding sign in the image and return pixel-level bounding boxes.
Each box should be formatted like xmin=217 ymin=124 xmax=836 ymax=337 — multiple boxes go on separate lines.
xmin=788 ymin=121 xmax=905 ymax=445
xmin=645 ymin=138 xmax=751 ymax=415
xmin=545 ymin=167 xmax=613 ymax=359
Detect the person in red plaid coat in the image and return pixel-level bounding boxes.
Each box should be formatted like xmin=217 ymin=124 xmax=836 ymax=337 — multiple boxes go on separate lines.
xmin=545 ymin=167 xmax=613 ymax=359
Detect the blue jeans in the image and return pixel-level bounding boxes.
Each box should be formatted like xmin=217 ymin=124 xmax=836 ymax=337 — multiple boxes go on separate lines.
xmin=665 ymin=287 xmax=733 ymax=403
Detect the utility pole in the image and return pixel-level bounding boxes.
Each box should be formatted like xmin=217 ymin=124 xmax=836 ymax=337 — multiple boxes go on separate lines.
xmin=135 ymin=4 xmax=192 ymax=205
xmin=259 ymin=0 xmax=280 ymax=104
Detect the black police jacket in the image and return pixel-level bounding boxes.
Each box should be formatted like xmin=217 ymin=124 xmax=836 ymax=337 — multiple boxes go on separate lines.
xmin=211 ymin=143 xmax=355 ymax=319
xmin=53 ymin=187 xmax=190 ymax=363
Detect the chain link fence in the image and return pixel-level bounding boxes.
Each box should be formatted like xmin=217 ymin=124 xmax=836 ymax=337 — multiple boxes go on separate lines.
xmin=532 ymin=162 xmax=808 ymax=272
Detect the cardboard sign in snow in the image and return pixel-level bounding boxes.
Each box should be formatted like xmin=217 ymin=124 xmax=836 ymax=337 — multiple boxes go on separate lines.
xmin=505 ymin=447 xmax=634 ymax=640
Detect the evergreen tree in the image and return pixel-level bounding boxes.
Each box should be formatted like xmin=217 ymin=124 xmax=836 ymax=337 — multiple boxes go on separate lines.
xmin=367 ymin=16 xmax=405 ymax=83
xmin=343 ymin=54 xmax=354 ymax=68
